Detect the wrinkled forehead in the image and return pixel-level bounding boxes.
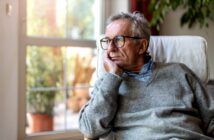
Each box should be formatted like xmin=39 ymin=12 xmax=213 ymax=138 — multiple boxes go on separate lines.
xmin=105 ymin=19 xmax=133 ymax=37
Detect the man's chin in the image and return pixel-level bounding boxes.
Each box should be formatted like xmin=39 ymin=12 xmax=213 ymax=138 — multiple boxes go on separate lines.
xmin=113 ymin=61 xmax=125 ymax=68
xmin=113 ymin=60 xmax=122 ymax=65
xmin=114 ymin=62 xmax=136 ymax=71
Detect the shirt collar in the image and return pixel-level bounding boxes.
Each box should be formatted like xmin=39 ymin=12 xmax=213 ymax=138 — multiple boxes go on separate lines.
xmin=122 ymin=58 xmax=153 ymax=82
xmin=139 ymin=58 xmax=153 ymax=75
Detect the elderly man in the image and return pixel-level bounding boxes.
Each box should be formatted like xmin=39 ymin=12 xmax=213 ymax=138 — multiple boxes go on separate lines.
xmin=78 ymin=12 xmax=214 ymax=140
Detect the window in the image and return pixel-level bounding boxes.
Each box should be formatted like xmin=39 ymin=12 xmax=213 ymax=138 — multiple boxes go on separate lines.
xmin=26 ymin=46 xmax=95 ymax=133
xmin=19 ymin=0 xmax=108 ymax=139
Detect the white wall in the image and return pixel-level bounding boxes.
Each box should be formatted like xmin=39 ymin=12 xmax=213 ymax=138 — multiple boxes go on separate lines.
xmin=160 ymin=9 xmax=214 ymax=79
xmin=0 ymin=0 xmax=18 ymax=140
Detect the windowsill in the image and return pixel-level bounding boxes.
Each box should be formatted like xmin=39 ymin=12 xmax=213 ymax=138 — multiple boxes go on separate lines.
xmin=25 ymin=130 xmax=83 ymax=140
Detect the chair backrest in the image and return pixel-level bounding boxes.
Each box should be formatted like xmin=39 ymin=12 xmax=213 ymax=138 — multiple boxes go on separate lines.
xmin=96 ymin=36 xmax=209 ymax=84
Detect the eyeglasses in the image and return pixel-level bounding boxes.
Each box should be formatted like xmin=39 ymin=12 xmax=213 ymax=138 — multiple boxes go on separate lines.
xmin=100 ymin=35 xmax=142 ymax=50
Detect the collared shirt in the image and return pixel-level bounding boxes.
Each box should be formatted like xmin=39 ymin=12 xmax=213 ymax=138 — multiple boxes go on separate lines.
xmin=123 ymin=59 xmax=153 ymax=82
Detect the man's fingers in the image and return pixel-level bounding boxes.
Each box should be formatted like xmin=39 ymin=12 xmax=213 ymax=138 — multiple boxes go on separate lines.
xmin=104 ymin=62 xmax=110 ymax=72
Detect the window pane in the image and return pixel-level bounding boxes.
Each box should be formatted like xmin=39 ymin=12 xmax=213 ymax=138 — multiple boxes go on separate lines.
xmin=66 ymin=47 xmax=95 ymax=87
xmin=26 ymin=90 xmax=66 ymax=134
xmin=26 ymin=46 xmax=96 ymax=134
xmin=26 ymin=46 xmax=65 ymax=134
xmin=27 ymin=0 xmax=99 ymax=39
xmin=66 ymin=47 xmax=95 ymax=114
xmin=26 ymin=46 xmax=64 ymax=88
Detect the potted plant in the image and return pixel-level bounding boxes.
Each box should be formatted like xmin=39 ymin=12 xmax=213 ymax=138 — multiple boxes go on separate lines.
xmin=148 ymin=0 xmax=214 ymax=31
xmin=26 ymin=46 xmax=63 ymax=132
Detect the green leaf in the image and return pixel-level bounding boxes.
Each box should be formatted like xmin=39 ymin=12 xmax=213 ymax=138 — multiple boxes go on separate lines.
xmin=148 ymin=0 xmax=214 ymax=32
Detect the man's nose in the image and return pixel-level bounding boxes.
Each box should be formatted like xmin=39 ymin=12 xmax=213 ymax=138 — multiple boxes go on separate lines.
xmin=107 ymin=40 xmax=117 ymax=51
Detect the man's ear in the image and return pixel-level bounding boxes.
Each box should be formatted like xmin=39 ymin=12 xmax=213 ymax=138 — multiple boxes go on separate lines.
xmin=139 ymin=39 xmax=148 ymax=55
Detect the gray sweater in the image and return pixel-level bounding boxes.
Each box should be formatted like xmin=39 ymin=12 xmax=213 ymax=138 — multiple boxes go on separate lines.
xmin=79 ymin=63 xmax=214 ymax=140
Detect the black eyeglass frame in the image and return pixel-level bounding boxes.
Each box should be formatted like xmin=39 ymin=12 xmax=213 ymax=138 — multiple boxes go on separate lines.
xmin=100 ymin=35 xmax=143 ymax=50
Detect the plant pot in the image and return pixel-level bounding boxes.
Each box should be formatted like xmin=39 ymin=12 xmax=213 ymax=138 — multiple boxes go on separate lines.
xmin=27 ymin=113 xmax=53 ymax=133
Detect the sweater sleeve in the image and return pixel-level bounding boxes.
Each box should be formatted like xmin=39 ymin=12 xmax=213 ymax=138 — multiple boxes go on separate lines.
xmin=186 ymin=72 xmax=214 ymax=137
xmin=195 ymin=80 xmax=214 ymax=137
xmin=78 ymin=72 xmax=122 ymax=139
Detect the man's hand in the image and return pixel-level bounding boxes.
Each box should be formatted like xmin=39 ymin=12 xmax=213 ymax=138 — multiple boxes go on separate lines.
xmin=103 ymin=52 xmax=123 ymax=76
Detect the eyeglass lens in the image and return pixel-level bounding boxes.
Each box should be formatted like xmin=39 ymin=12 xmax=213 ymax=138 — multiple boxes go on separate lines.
xmin=114 ymin=36 xmax=125 ymax=48
xmin=100 ymin=36 xmax=125 ymax=50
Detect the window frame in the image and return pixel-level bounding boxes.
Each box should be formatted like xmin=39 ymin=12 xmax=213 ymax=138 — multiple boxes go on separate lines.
xmin=18 ymin=0 xmax=110 ymax=139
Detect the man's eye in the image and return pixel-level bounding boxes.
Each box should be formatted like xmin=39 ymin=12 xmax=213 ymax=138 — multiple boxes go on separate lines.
xmin=114 ymin=37 xmax=123 ymax=44
xmin=115 ymin=36 xmax=124 ymax=42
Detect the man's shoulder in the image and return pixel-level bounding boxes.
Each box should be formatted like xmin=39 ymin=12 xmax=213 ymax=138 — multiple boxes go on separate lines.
xmin=153 ymin=62 xmax=195 ymax=78
xmin=154 ymin=62 xmax=190 ymax=71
